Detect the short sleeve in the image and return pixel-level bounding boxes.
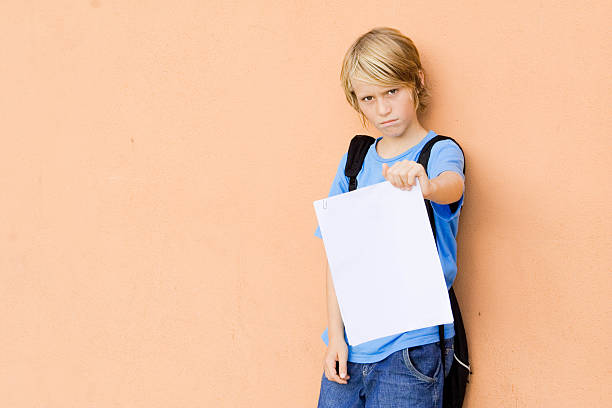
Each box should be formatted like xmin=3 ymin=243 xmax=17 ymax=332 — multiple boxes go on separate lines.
xmin=427 ymin=140 xmax=465 ymax=220
xmin=314 ymin=152 xmax=349 ymax=239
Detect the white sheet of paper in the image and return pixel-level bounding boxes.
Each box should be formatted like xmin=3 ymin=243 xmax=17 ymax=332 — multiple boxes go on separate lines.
xmin=313 ymin=180 xmax=453 ymax=346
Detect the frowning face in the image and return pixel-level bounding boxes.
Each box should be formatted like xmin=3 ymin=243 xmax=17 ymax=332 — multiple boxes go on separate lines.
xmin=352 ymin=79 xmax=420 ymax=139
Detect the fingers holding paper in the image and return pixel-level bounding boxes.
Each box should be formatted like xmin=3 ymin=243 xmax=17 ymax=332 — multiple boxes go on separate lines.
xmin=382 ymin=161 xmax=433 ymax=197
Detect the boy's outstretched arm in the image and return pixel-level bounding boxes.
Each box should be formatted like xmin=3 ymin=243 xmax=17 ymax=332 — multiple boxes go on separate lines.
xmin=423 ymin=170 xmax=464 ymax=204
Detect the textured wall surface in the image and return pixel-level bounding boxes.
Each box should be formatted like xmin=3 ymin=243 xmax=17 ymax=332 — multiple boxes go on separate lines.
xmin=1 ymin=1 xmax=610 ymax=406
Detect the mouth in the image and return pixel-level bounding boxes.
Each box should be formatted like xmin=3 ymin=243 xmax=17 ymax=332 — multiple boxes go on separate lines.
xmin=380 ymin=119 xmax=398 ymax=126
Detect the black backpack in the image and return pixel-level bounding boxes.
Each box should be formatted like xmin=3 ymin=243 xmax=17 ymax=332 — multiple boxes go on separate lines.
xmin=344 ymin=134 xmax=471 ymax=408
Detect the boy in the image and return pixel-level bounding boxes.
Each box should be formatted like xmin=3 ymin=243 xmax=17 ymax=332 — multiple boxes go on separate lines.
xmin=314 ymin=27 xmax=465 ymax=408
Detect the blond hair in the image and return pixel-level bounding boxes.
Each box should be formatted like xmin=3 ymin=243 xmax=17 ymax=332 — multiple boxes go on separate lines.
xmin=340 ymin=27 xmax=430 ymax=128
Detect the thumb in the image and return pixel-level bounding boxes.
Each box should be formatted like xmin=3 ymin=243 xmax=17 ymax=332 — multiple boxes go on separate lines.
xmin=382 ymin=163 xmax=388 ymax=178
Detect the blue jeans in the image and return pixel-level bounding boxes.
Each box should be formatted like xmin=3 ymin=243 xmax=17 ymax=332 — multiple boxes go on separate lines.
xmin=317 ymin=337 xmax=454 ymax=408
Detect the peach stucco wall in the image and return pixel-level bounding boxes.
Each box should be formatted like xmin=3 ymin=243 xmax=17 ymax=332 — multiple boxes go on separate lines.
xmin=1 ymin=1 xmax=610 ymax=406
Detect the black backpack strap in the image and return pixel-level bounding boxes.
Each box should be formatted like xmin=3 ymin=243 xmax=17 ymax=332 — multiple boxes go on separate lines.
xmin=416 ymin=134 xmax=466 ymax=383
xmin=344 ymin=135 xmax=376 ymax=191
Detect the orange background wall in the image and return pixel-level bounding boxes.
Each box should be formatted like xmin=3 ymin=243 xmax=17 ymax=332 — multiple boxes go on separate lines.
xmin=1 ymin=1 xmax=610 ymax=406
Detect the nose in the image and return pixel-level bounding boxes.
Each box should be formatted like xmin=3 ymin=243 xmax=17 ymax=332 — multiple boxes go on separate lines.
xmin=376 ymin=98 xmax=391 ymax=117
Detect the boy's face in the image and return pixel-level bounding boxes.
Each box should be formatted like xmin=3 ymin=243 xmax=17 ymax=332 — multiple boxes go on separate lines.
xmin=352 ymin=78 xmax=419 ymax=138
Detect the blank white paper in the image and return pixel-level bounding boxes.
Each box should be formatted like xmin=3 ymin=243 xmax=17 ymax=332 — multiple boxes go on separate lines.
xmin=313 ymin=180 xmax=453 ymax=346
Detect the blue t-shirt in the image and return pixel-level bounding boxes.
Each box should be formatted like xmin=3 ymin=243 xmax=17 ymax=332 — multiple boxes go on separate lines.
xmin=314 ymin=129 xmax=465 ymax=363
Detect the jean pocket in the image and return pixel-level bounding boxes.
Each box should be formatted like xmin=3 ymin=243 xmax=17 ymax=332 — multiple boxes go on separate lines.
xmin=401 ymin=342 xmax=441 ymax=383
xmin=443 ymin=338 xmax=454 ymax=378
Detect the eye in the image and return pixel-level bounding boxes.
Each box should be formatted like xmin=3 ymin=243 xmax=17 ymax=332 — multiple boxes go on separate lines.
xmin=361 ymin=89 xmax=397 ymax=101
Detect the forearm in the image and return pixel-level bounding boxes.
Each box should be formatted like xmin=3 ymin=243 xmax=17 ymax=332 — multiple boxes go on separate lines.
xmin=424 ymin=171 xmax=464 ymax=205
xmin=326 ymin=260 xmax=345 ymax=341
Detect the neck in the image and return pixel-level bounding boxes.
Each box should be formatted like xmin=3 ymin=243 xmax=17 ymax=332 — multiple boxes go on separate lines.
xmin=378 ymin=122 xmax=429 ymax=155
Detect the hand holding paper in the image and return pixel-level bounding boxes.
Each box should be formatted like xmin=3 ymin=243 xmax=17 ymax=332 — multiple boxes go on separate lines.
xmin=381 ymin=160 xmax=433 ymax=196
